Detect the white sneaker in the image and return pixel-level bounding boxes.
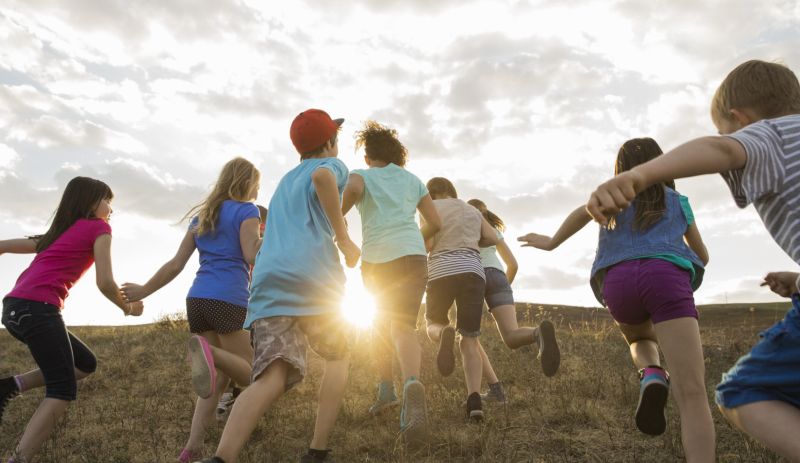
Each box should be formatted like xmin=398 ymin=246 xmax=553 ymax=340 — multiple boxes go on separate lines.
xmin=215 ymin=391 xmax=235 ymax=422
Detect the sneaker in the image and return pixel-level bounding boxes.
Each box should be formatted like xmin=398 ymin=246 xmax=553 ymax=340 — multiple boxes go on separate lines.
xmin=178 ymin=448 xmax=200 ymax=463
xmin=197 ymin=458 xmax=226 ymax=463
xmin=465 ymin=392 xmax=483 ymax=422
xmin=188 ymin=335 xmax=217 ymax=399
xmin=215 ymin=387 xmax=240 ymax=422
xmin=368 ymin=381 xmax=398 ymax=415
xmin=481 ymin=382 xmax=507 ymax=403
xmin=299 ymin=449 xmax=334 ymax=462
xmin=0 ymin=377 xmax=19 ymax=422
xmin=635 ymin=366 xmax=670 ymax=436
xmin=537 ymin=320 xmax=560 ymax=377
xmin=400 ymin=378 xmax=428 ymax=444
xmin=436 ymin=326 xmax=456 ymax=377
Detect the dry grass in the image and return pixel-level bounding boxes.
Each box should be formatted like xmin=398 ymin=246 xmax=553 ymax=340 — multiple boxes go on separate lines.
xmin=0 ymin=302 xmax=792 ymax=462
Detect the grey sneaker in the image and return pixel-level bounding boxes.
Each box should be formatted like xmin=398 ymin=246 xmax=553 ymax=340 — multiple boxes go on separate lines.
xmin=368 ymin=381 xmax=398 ymax=415
xmin=400 ymin=379 xmax=428 ymax=444
xmin=481 ymin=382 xmax=507 ymax=403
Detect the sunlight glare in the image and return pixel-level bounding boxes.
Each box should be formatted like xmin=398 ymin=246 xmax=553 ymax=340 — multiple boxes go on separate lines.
xmin=341 ymin=272 xmax=377 ymax=329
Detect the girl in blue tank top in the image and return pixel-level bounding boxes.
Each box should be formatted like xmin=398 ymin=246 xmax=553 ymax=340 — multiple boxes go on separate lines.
xmin=519 ymin=138 xmax=716 ymax=462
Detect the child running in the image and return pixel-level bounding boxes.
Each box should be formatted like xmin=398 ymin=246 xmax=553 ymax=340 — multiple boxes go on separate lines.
xmin=586 ymin=60 xmax=800 ymax=461
xmin=121 ymin=157 xmax=261 ymax=462
xmin=341 ymin=120 xmax=442 ymax=441
xmin=199 ymin=109 xmax=360 ymax=463
xmin=521 ymin=137 xmax=713 ymax=461
xmin=424 ymin=177 xmax=498 ymax=421
xmin=0 ymin=176 xmax=144 ymax=463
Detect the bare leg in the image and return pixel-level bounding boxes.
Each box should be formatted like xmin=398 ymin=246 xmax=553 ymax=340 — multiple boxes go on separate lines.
xmin=617 ymin=320 xmax=660 ymax=369
xmin=459 ymin=336 xmax=482 ymax=395
xmin=426 ymin=322 xmax=446 ymax=343
xmin=14 ymin=398 xmax=70 ymax=461
xmin=477 ymin=341 xmax=499 ymax=384
xmin=310 ymin=357 xmax=350 ymax=450
xmin=13 ymin=368 xmax=92 ymax=392
xmin=391 ymin=323 xmax=421 ymax=380
xmin=654 ymin=318 xmax=715 ymax=463
xmin=490 ymin=305 xmax=536 ymax=349
xmin=373 ymin=322 xmax=394 ymax=383
xmin=719 ymin=401 xmax=800 ymax=461
xmin=215 ymin=360 xmax=289 ymax=463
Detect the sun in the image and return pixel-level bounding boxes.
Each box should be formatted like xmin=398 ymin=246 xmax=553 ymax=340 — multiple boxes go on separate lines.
xmin=341 ymin=270 xmax=377 ymax=329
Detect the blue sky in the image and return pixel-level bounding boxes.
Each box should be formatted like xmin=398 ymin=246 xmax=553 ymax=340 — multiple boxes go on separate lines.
xmin=1 ymin=0 xmax=798 ymax=325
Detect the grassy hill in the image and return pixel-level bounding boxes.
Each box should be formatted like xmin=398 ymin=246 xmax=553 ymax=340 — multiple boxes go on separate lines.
xmin=0 ymin=301 xmax=792 ymax=462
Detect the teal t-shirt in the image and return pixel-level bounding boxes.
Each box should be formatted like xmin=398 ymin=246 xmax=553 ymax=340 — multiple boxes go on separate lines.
xmin=352 ymin=164 xmax=428 ymax=263
xmin=245 ymin=157 xmax=349 ymax=327
xmin=636 ymin=194 xmax=698 ymax=282
xmin=479 ymin=229 xmax=505 ymax=271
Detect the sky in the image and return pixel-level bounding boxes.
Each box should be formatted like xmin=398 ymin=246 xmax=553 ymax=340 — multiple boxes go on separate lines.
xmin=1 ymin=0 xmax=798 ymax=326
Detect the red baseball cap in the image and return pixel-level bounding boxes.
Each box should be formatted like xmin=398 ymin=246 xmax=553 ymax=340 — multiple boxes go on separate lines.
xmin=289 ymin=109 xmax=344 ymax=154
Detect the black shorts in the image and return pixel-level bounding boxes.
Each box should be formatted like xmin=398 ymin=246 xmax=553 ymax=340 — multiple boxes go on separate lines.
xmin=425 ymin=272 xmax=485 ymax=337
xmin=361 ymin=255 xmax=427 ymax=328
xmin=186 ymin=298 xmax=247 ymax=334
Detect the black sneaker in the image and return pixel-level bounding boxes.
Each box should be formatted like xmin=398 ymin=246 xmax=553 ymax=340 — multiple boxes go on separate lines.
xmin=198 ymin=457 xmax=226 ymax=463
xmin=436 ymin=326 xmax=456 ymax=377
xmin=537 ymin=320 xmax=560 ymax=377
xmin=465 ymin=392 xmax=483 ymax=422
xmin=300 ymin=449 xmax=334 ymax=463
xmin=0 ymin=376 xmax=19 ymax=421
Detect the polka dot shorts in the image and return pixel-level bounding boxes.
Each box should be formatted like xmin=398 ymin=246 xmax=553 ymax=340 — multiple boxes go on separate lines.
xmin=186 ymin=298 xmax=247 ymax=334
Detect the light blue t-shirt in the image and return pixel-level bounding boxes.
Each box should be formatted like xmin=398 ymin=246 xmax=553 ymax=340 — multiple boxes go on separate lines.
xmin=479 ymin=229 xmax=505 ymax=272
xmin=352 ymin=164 xmax=428 ymax=263
xmin=245 ymin=157 xmax=349 ymax=327
xmin=187 ymin=200 xmax=259 ymax=308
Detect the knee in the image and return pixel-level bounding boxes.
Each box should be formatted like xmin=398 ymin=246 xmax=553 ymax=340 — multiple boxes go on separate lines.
xmin=459 ymin=336 xmax=479 ymax=352
xmin=671 ymin=379 xmax=708 ymax=404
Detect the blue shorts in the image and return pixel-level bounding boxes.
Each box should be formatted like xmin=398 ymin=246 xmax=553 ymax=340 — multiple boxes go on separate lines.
xmin=484 ymin=267 xmax=514 ymax=310
xmin=716 ymin=294 xmax=800 ymax=409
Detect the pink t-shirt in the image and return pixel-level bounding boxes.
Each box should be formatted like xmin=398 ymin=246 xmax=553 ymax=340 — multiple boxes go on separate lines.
xmin=6 ymin=218 xmax=112 ymax=309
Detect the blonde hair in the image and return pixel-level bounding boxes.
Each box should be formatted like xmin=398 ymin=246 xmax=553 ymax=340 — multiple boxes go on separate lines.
xmin=184 ymin=157 xmax=260 ymax=236
xmin=711 ymin=60 xmax=800 ymax=124
xmin=426 ymin=177 xmax=458 ymax=199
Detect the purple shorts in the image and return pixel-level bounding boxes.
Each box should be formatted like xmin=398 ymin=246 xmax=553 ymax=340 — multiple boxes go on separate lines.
xmin=602 ymin=258 xmax=697 ymax=325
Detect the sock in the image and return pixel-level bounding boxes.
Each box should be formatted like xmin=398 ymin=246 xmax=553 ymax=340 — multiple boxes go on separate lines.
xmin=640 ymin=365 xmax=668 ymax=380
xmin=13 ymin=375 xmax=25 ymax=393
xmin=307 ymin=448 xmax=330 ymax=460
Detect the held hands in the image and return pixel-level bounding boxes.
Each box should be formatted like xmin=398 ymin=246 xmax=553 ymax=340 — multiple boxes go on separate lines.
xmin=586 ymin=170 xmax=646 ymax=225
xmin=337 ymin=237 xmax=361 ymax=268
xmin=760 ymin=272 xmax=800 ymax=298
xmin=517 ymin=233 xmax=555 ymax=251
xmin=120 ymin=283 xmax=147 ymax=302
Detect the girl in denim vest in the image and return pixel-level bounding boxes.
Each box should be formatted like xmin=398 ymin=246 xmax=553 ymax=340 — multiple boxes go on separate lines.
xmin=519 ymin=138 xmax=715 ymax=462
xmin=0 ymin=176 xmax=144 ymax=463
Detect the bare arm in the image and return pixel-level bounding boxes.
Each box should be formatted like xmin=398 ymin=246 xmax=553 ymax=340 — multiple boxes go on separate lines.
xmin=240 ymin=217 xmax=261 ymax=265
xmin=121 ymin=230 xmax=196 ymax=302
xmin=518 ymin=205 xmax=592 ymax=251
xmin=587 ymin=136 xmax=747 ymax=224
xmin=341 ymin=173 xmax=364 ymax=216
xmin=0 ymin=238 xmax=37 ymax=255
xmin=94 ymin=234 xmax=143 ymax=316
xmin=684 ymin=222 xmax=709 ymax=266
xmin=495 ymin=239 xmax=518 ymax=284
xmin=417 ymin=194 xmax=441 ymax=241
xmin=312 ymin=168 xmax=361 ymax=268
xmin=478 ymin=218 xmax=499 ymax=248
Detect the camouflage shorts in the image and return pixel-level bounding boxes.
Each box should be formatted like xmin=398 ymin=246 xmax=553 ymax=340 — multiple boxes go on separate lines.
xmin=250 ymin=315 xmax=350 ymax=390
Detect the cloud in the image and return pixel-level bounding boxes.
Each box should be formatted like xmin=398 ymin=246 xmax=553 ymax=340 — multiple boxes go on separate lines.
xmin=515 ymin=266 xmax=586 ymax=290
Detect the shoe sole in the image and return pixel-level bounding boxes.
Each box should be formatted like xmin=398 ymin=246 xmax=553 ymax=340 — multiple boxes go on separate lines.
xmin=188 ymin=336 xmax=216 ymax=399
xmin=401 ymin=382 xmax=428 ymax=444
xmin=635 ymin=381 xmax=669 ymax=436
xmin=369 ymin=398 xmax=399 ymax=415
xmin=437 ymin=326 xmax=456 ymax=377
xmin=469 ymin=409 xmax=484 ymax=422
xmin=538 ymin=320 xmax=560 ymax=377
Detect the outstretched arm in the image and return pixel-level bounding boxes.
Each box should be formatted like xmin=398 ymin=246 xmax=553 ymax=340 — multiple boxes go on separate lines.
xmin=587 ymin=136 xmax=746 ymax=225
xmin=341 ymin=173 xmax=364 ymax=216
xmin=94 ymin=234 xmax=143 ymax=316
xmin=495 ymin=239 xmax=518 ymax=284
xmin=0 ymin=238 xmax=37 ymax=255
xmin=518 ymin=205 xmax=592 ymax=251
xmin=121 ymin=230 xmax=196 ymax=302
xmin=417 ymin=194 xmax=441 ymax=241
xmin=312 ymin=168 xmax=361 ymax=268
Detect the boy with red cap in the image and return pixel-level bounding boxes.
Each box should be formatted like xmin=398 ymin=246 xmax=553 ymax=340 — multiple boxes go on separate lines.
xmin=200 ymin=109 xmax=360 ymax=463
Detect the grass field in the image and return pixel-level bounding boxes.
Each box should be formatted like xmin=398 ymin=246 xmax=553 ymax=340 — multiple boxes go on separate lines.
xmin=0 ymin=302 xmax=793 ymax=462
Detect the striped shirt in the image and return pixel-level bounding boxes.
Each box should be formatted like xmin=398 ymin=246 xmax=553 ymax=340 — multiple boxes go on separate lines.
xmin=428 ymin=248 xmax=485 ymax=282
xmin=722 ymin=114 xmax=800 ymax=264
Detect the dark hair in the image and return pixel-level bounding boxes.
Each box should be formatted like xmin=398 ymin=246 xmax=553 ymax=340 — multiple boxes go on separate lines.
xmin=610 ymin=138 xmax=675 ymax=231
xmin=426 ymin=177 xmax=458 ymax=199
xmin=467 ymin=199 xmax=505 ymax=231
xmin=35 ymin=176 xmax=114 ymax=252
xmin=354 ymin=120 xmax=408 ymax=167
xmin=301 ymin=131 xmax=339 ymax=160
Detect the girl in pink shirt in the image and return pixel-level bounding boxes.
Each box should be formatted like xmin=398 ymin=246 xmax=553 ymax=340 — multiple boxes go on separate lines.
xmin=0 ymin=176 xmax=143 ymax=463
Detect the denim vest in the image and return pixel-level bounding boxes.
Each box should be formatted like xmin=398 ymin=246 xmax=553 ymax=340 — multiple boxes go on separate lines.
xmin=589 ymin=187 xmax=704 ymax=305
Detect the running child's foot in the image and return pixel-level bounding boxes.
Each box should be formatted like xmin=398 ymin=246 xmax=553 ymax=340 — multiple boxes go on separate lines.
xmin=635 ymin=366 xmax=670 ymax=436
xmin=368 ymin=381 xmax=398 ymax=415
xmin=436 ymin=326 xmax=456 ymax=376
xmin=536 ymin=320 xmax=560 ymax=377
xmin=215 ymin=386 xmax=241 ymax=422
xmin=0 ymin=376 xmax=20 ymax=421
xmin=197 ymin=457 xmax=226 ymax=463
xmin=178 ymin=448 xmax=201 ymax=463
xmin=188 ymin=335 xmax=217 ymax=399
xmin=481 ymin=381 xmax=507 ymax=403
xmin=400 ymin=378 xmax=428 ymax=444
xmin=300 ymin=448 xmax=335 ymax=462
xmin=465 ymin=392 xmax=483 ymax=422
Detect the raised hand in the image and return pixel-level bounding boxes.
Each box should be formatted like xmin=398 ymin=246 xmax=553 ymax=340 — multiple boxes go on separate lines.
xmin=121 ymin=282 xmax=148 ymax=302
xmin=760 ymin=272 xmax=800 ymax=298
xmin=517 ymin=233 xmax=555 ymax=251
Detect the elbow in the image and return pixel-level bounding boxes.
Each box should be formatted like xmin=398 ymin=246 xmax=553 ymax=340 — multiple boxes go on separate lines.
xmin=429 ymin=220 xmax=442 ymax=235
xmin=96 ymin=279 xmax=118 ymax=297
xmin=701 ymin=252 xmax=710 ymax=267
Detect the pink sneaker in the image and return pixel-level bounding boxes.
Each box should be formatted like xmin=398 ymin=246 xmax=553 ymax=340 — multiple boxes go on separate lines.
xmin=178 ymin=448 xmax=200 ymax=463
xmin=188 ymin=335 xmax=217 ymax=399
